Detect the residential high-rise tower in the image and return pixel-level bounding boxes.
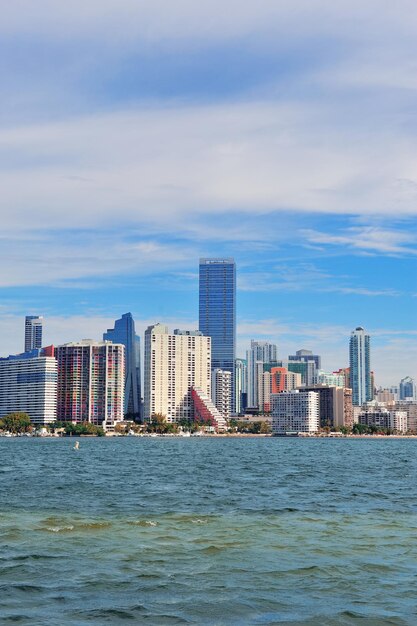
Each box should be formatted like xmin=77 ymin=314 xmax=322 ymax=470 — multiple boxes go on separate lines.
xmin=349 ymin=327 xmax=372 ymax=406
xmin=143 ymin=325 xmax=211 ymax=423
xmin=56 ymin=340 xmax=125 ymax=430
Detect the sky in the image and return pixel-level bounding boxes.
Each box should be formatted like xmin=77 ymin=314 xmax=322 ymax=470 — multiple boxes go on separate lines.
xmin=1 ymin=0 xmax=417 ymax=386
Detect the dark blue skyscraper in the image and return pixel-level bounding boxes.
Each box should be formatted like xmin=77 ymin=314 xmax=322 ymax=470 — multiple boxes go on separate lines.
xmin=199 ymin=258 xmax=236 ymax=411
xmin=104 ymin=313 xmax=141 ymax=419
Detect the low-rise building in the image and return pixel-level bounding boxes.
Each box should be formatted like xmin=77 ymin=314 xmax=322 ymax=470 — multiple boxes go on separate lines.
xmin=359 ymin=407 xmax=407 ymax=433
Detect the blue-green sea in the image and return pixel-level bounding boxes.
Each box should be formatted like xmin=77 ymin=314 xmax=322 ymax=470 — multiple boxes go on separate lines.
xmin=1 ymin=437 xmax=416 ymax=625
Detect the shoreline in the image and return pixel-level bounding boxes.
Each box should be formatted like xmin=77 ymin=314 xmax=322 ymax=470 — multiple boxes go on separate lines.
xmin=1 ymin=433 xmax=417 ymax=439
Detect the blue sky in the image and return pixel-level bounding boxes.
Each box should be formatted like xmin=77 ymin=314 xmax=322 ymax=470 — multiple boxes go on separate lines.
xmin=1 ymin=0 xmax=417 ymax=385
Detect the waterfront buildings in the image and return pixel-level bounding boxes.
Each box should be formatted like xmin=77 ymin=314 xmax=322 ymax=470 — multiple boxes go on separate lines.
xmin=349 ymin=327 xmax=372 ymax=406
xmin=359 ymin=406 xmax=407 ymax=433
xmin=192 ymin=387 xmax=228 ymax=432
xmin=56 ymin=340 xmax=124 ymax=429
xmin=271 ymin=390 xmax=320 ymax=434
xmin=302 ymin=384 xmax=349 ymax=429
xmin=103 ymin=313 xmax=141 ymax=418
xmin=143 ymin=324 xmax=211 ymax=423
xmin=24 ymin=316 xmax=43 ymax=352
xmin=212 ymin=368 xmax=232 ymax=420
xmin=0 ymin=348 xmax=57 ymax=425
xmin=199 ymin=258 xmax=236 ymax=411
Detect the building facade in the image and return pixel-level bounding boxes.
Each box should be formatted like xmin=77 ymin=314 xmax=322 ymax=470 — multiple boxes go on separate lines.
xmin=399 ymin=377 xmax=416 ymax=401
xmin=288 ymin=350 xmax=321 ymax=385
xmin=302 ymin=384 xmax=346 ymax=429
xmin=246 ymin=340 xmax=278 ymax=410
xmin=271 ymin=367 xmax=302 ymax=394
xmin=315 ymin=370 xmax=345 ymax=387
xmin=271 ymin=390 xmax=320 ymax=434
xmin=56 ymin=340 xmax=124 ymax=429
xmin=103 ymin=312 xmax=141 ymax=418
xmin=349 ymin=327 xmax=372 ymax=406
xmin=212 ymin=368 xmax=232 ymax=420
xmin=359 ymin=408 xmax=407 ymax=433
xmin=144 ymin=325 xmax=211 ymax=423
xmin=235 ymin=358 xmax=247 ymax=415
xmin=199 ymin=258 xmax=236 ymax=411
xmin=24 ymin=315 xmax=43 ymax=352
xmin=0 ymin=350 xmax=57 ymax=425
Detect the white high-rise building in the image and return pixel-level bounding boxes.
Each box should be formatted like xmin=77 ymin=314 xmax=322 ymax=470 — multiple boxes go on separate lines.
xmin=144 ymin=325 xmax=211 ymax=423
xmin=271 ymin=390 xmax=320 ymax=434
xmin=349 ymin=327 xmax=372 ymax=406
xmin=212 ymin=368 xmax=232 ymax=420
xmin=0 ymin=353 xmax=57 ymax=425
xmin=24 ymin=316 xmax=43 ymax=352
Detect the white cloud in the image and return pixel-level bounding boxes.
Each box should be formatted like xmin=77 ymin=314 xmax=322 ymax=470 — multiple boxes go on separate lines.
xmin=2 ymin=1 xmax=417 ymax=48
xmin=302 ymin=227 xmax=417 ymax=256
xmin=0 ymin=233 xmax=193 ymax=287
xmin=1 ymin=100 xmax=417 ymax=241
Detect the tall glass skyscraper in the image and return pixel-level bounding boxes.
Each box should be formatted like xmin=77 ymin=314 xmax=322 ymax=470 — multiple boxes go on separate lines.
xmin=199 ymin=258 xmax=236 ymax=411
xmin=349 ymin=326 xmax=372 ymax=406
xmin=104 ymin=313 xmax=141 ymax=419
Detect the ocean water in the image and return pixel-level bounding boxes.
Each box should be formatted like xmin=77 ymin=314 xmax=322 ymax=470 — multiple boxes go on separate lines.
xmin=0 ymin=438 xmax=416 ymax=625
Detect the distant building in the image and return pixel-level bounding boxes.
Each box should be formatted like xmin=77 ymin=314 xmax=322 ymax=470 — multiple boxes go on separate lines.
xmin=344 ymin=388 xmax=354 ymax=428
xmin=271 ymin=390 xmax=319 ymax=435
xmin=349 ymin=327 xmax=372 ymax=406
xmin=359 ymin=407 xmax=407 ymax=433
xmin=315 ymin=370 xmax=345 ymax=387
xmin=199 ymin=258 xmax=236 ymax=412
xmin=333 ymin=367 xmax=351 ymax=389
xmin=375 ymin=388 xmax=395 ymax=404
xmin=104 ymin=313 xmax=141 ymax=418
xmin=395 ymin=401 xmax=417 ymax=433
xmin=235 ymin=358 xmax=247 ymax=415
xmin=144 ymin=324 xmax=211 ymax=423
xmin=0 ymin=348 xmax=57 ymax=425
xmin=56 ymin=340 xmax=124 ymax=430
xmin=302 ymin=384 xmax=346 ymax=429
xmin=24 ymin=316 xmax=43 ymax=352
xmin=246 ymin=340 xmax=278 ymax=409
xmin=288 ymin=350 xmax=321 ymax=385
xmin=212 ymin=368 xmax=232 ymax=420
xmin=399 ymin=377 xmax=416 ymax=401
xmin=271 ymin=367 xmax=302 ymax=393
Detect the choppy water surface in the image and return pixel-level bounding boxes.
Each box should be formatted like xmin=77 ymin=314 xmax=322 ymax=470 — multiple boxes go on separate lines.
xmin=1 ymin=438 xmax=416 ymax=625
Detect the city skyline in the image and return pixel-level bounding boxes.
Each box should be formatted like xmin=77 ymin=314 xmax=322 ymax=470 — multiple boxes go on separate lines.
xmin=0 ymin=2 xmax=416 ymax=386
